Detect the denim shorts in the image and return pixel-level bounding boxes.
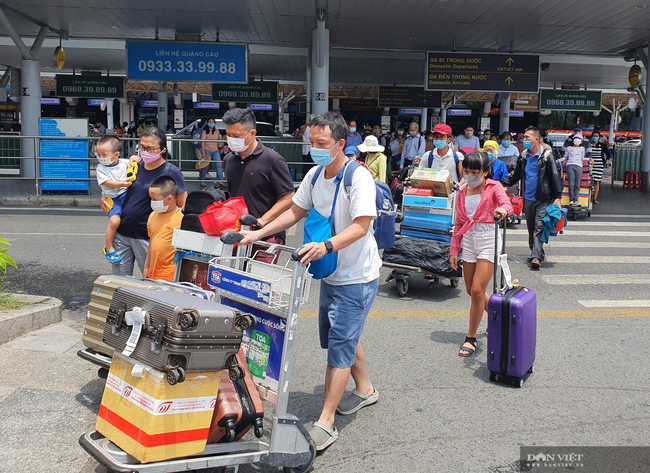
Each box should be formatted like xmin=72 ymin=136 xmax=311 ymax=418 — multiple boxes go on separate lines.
xmin=108 ymin=192 xmax=126 ymax=219
xmin=318 ymin=278 xmax=378 ymax=368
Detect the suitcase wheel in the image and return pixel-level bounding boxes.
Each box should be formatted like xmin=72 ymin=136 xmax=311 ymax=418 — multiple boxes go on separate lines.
xmin=489 ymin=372 xmax=498 ymax=382
xmin=226 ymin=426 xmax=236 ymax=442
xmin=515 ymin=378 xmax=524 ymax=388
xmin=528 ymin=364 xmax=534 ymax=374
xmin=166 ymin=366 xmax=186 ymax=386
xmin=179 ymin=312 xmax=198 ymax=330
xmin=254 ymin=419 xmax=264 ymax=438
xmin=229 ymin=365 xmax=245 ymax=382
xmin=235 ymin=313 xmax=257 ymax=331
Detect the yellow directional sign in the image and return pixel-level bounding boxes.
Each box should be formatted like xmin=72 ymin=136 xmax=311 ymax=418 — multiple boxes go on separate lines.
xmin=506 ymin=57 xmax=514 ymax=66
xmin=506 ymin=77 xmax=514 ymax=85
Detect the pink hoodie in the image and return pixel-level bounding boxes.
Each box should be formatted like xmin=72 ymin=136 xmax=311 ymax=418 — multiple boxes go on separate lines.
xmin=450 ymin=179 xmax=514 ymax=256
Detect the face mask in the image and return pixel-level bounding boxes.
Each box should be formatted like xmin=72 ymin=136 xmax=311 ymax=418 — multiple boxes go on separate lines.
xmin=485 ymin=135 xmax=491 ymax=140
xmin=208 ymin=123 xmax=215 ymax=128
xmin=502 ymin=140 xmax=511 ymax=147
xmin=227 ymin=130 xmax=252 ymax=153
xmin=591 ymin=137 xmax=598 ymax=142
xmin=433 ymin=140 xmax=447 ymax=149
xmin=523 ymin=140 xmax=533 ymax=150
xmin=463 ymin=174 xmax=484 ymax=188
xmin=310 ymin=142 xmax=338 ymax=166
xmin=409 ymin=130 xmax=417 ymax=137
xmin=97 ymin=153 xmax=116 ymax=166
xmin=398 ymin=131 xmax=404 ymax=136
xmin=465 ymin=132 xmax=473 ymax=138
xmin=150 ymin=199 xmax=169 ymax=213
xmin=573 ymin=138 xmax=582 ymax=146
xmin=488 ymin=153 xmax=496 ymax=161
xmin=140 ymin=150 xmax=162 ymax=163
xmin=349 ymin=127 xmax=356 ymax=133
xmin=428 ymin=136 xmax=434 ymax=141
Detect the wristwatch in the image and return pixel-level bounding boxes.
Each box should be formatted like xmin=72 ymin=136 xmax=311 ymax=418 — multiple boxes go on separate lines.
xmin=324 ymin=240 xmax=334 ymax=254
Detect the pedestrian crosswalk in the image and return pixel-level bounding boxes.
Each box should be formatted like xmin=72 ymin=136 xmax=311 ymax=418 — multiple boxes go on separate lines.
xmin=506 ymin=213 xmax=650 ymax=310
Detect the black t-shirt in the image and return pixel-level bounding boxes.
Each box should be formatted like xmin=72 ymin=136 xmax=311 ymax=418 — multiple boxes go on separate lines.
xmin=118 ymin=160 xmax=186 ymax=240
xmin=10 ymin=123 xmax=21 ymax=132
xmin=224 ymin=140 xmax=294 ymax=240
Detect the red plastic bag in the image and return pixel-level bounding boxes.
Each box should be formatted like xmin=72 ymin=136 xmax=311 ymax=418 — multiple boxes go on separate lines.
xmin=198 ymin=197 xmax=248 ymax=236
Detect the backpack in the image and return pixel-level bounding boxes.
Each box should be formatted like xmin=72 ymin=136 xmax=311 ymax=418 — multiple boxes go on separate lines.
xmin=311 ymin=161 xmax=396 ymax=250
xmin=390 ymin=139 xmax=400 ymax=156
xmin=192 ymin=124 xmax=204 ymax=148
xmin=428 ymin=149 xmax=461 ymax=181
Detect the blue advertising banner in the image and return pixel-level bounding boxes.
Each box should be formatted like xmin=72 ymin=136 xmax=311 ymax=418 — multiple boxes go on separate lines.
xmin=127 ymin=41 xmax=248 ymax=83
xmin=220 ymin=298 xmax=286 ymax=394
xmin=39 ymin=118 xmax=89 ymax=191
xmin=207 ymin=265 xmax=271 ymax=304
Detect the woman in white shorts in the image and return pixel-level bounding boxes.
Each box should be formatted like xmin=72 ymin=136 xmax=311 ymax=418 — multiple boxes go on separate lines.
xmin=450 ymin=152 xmax=513 ymax=357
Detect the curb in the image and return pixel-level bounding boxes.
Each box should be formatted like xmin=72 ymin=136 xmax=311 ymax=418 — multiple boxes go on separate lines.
xmin=0 ymin=294 xmax=63 ymax=344
xmin=0 ymin=195 xmax=101 ymax=207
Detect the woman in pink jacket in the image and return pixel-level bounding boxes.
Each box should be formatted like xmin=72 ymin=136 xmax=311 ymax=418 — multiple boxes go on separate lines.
xmin=450 ymin=152 xmax=513 ymax=357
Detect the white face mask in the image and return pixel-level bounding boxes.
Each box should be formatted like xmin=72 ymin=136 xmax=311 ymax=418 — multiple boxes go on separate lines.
xmin=573 ymin=138 xmax=582 ymax=146
xmin=97 ymin=152 xmax=116 ymax=166
xmin=151 ymin=199 xmax=169 ymax=213
xmin=227 ymin=130 xmax=253 ymax=153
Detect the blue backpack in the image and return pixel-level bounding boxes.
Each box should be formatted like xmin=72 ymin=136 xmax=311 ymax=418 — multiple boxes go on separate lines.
xmin=311 ymin=161 xmax=396 ymax=250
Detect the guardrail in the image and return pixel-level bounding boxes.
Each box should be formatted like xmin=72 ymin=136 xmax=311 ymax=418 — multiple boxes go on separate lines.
xmin=0 ymin=135 xmax=313 ymax=196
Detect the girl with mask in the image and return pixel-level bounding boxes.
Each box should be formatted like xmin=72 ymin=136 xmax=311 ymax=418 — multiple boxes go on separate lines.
xmin=482 ymin=140 xmax=508 ymax=182
xmin=198 ymin=117 xmax=222 ymax=187
xmin=450 ymin=152 xmax=513 ymax=357
xmin=558 ymin=134 xmax=591 ymax=206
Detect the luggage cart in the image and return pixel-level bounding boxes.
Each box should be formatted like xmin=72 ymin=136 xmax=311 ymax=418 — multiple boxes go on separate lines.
xmin=80 ymin=233 xmax=318 ymax=473
xmin=562 ymin=159 xmax=593 ymax=221
xmin=384 ymin=191 xmax=460 ymax=297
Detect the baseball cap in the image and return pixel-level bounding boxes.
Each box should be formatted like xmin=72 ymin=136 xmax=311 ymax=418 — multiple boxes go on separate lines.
xmin=344 ymin=146 xmax=359 ymax=156
xmin=432 ymin=123 xmax=452 ymax=135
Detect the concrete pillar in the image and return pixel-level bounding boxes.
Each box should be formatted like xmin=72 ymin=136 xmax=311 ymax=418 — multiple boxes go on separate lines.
xmin=20 ymin=59 xmax=40 ymax=178
xmin=229 ymin=102 xmax=236 ymax=110
xmin=119 ymin=98 xmax=129 ymax=125
xmin=10 ymin=67 xmax=20 ymax=101
xmin=157 ymin=81 xmax=168 ymax=131
xmin=421 ymin=108 xmax=428 ymax=132
xmin=306 ymin=47 xmax=312 ymax=119
xmin=311 ymin=18 xmax=329 ymax=116
xmin=608 ymin=99 xmax=616 ymax=147
xmin=441 ymin=108 xmax=447 ymax=124
xmin=499 ymin=93 xmax=511 ymax=135
xmin=106 ymin=99 xmax=114 ymax=131
xmin=642 ymin=49 xmax=650 ymax=191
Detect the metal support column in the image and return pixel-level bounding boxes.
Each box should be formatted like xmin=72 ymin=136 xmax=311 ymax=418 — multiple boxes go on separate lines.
xmin=106 ymin=99 xmax=114 ymax=131
xmin=157 ymin=81 xmax=168 ymax=131
xmin=306 ymin=47 xmax=312 ymax=119
xmin=499 ymin=93 xmax=511 ymax=135
xmin=641 ymin=45 xmax=650 ymax=191
xmin=311 ymin=11 xmax=329 ymax=116
xmin=421 ymin=108 xmax=428 ymax=132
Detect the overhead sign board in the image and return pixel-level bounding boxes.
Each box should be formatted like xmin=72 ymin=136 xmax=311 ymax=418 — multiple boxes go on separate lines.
xmin=39 ymin=118 xmax=89 ymax=192
xmin=448 ymin=109 xmax=472 ymax=116
xmin=378 ymin=87 xmax=442 ymax=108
xmin=211 ymin=82 xmax=278 ymax=103
xmin=426 ymin=52 xmax=539 ymax=93
xmin=539 ymin=89 xmax=602 ymax=112
xmin=127 ymin=41 xmax=248 ymax=83
xmin=56 ymin=75 xmax=125 ymax=98
xmin=248 ymin=104 xmax=273 ymax=111
xmin=195 ymin=102 xmax=220 ymax=109
xmin=141 ymin=100 xmax=158 ymax=107
xmin=398 ymin=108 xmax=422 ymax=115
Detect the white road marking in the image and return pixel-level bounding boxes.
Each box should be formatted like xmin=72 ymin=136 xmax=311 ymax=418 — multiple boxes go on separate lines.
xmin=590 ymin=214 xmax=650 ymax=219
xmin=505 ymin=229 xmax=650 ymax=237
xmin=0 ymin=207 xmax=102 ymax=212
xmin=505 ymin=241 xmax=650 ymax=249
xmin=541 ymin=274 xmax=650 ymax=285
xmin=578 ymin=300 xmax=650 ymax=308
xmin=1 ymin=232 xmax=105 ymax=236
xmin=546 ymin=256 xmax=650 ymax=264
xmin=561 ymin=221 xmax=650 ymax=227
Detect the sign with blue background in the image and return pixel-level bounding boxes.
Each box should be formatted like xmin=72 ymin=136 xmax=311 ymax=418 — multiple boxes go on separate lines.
xmin=207 ymin=265 xmax=271 ymax=304
xmin=127 ymin=41 xmax=248 ymax=83
xmin=39 ymin=118 xmax=89 ymax=192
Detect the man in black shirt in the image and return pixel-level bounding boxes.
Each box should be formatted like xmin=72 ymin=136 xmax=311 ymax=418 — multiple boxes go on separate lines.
xmin=222 ymin=108 xmax=295 ymax=244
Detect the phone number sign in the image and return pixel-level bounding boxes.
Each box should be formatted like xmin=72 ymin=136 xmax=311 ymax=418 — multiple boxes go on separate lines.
xmin=56 ymin=75 xmax=125 ymax=98
xmin=539 ymin=89 xmax=602 ymax=112
xmin=127 ymin=41 xmax=248 ymax=83
xmin=211 ymin=82 xmax=278 ymax=104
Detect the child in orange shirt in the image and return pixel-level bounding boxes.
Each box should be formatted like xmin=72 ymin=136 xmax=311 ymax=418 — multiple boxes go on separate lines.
xmin=143 ymin=176 xmax=183 ymax=281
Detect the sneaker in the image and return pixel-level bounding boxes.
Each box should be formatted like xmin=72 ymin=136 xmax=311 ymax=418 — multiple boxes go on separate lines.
xmin=530 ymin=258 xmax=541 ymax=269
xmin=336 ymin=389 xmax=379 ymax=415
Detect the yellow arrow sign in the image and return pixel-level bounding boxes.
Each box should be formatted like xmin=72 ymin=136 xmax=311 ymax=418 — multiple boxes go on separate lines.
xmin=505 ymin=77 xmax=514 ymax=85
xmin=506 ymin=57 xmax=514 ymax=66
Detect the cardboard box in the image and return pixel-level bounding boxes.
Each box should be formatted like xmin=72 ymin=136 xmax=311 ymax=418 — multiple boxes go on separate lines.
xmin=561 ymin=187 xmax=590 ymax=207
xmin=404 ymin=187 xmax=433 ymax=197
xmin=409 ymin=168 xmax=454 ymax=197
xmin=96 ymin=354 xmax=221 ymax=463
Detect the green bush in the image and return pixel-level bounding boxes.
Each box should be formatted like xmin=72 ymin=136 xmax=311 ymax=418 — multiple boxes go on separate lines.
xmin=0 ymin=238 xmax=17 ymax=292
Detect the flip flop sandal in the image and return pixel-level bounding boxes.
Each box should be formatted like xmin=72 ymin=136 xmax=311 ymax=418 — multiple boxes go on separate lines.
xmin=336 ymin=389 xmax=379 ymax=415
xmin=459 ymin=337 xmax=478 ymax=357
xmin=308 ymin=422 xmax=338 ymax=452
xmin=103 ymin=246 xmax=122 ymax=264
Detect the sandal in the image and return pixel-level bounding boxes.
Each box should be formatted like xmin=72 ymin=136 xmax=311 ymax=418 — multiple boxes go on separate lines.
xmin=103 ymin=246 xmax=122 ymax=264
xmin=459 ymin=336 xmax=478 ymax=357
xmin=307 ymin=422 xmax=339 ymax=452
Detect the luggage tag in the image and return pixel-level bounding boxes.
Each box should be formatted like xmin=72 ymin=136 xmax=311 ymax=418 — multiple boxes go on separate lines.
xmin=122 ymin=306 xmax=147 ymax=357
xmin=499 ymin=254 xmax=513 ymax=290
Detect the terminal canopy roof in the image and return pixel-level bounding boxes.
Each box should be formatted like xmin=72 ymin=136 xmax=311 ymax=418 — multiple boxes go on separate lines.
xmin=1 ymin=0 xmax=650 ymax=90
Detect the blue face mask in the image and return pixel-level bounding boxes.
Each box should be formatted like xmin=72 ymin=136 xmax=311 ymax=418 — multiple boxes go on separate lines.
xmin=488 ymin=153 xmax=496 ymax=161
xmin=311 ymin=142 xmax=338 ymax=166
xmin=349 ymin=127 xmax=356 ymax=133
xmin=591 ymin=137 xmax=598 ymax=142
xmin=465 ymin=132 xmax=473 ymax=138
xmin=433 ymin=140 xmax=447 ymax=149
xmin=208 ymin=123 xmax=215 ymax=128
xmin=523 ymin=140 xmax=533 ymax=150
xmin=502 ymin=140 xmax=511 ymax=147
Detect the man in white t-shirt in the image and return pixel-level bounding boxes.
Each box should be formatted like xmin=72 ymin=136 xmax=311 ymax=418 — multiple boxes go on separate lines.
xmin=240 ymin=111 xmax=381 ymax=453
xmin=418 ymin=123 xmax=463 ymax=182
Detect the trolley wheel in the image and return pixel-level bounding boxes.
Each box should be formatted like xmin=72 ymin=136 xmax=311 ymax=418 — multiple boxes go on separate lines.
xmin=450 ymin=278 xmax=459 ymax=288
xmin=97 ymin=367 xmax=109 ymax=379
xmin=489 ymin=372 xmax=497 ymax=382
xmin=587 ymin=209 xmax=592 ymax=217
xmin=177 ymin=366 xmax=186 ymax=383
xmin=284 ymin=439 xmax=317 ymax=473
xmin=516 ymin=378 xmax=524 ymax=388
xmin=167 ymin=368 xmax=179 ymax=386
xmin=572 ymin=212 xmax=578 ymax=221
xmin=396 ymin=279 xmax=409 ymax=297
xmin=528 ymin=364 xmax=534 ymax=374
xmin=226 ymin=427 xmax=236 ymax=442
xmin=517 ymin=217 xmax=522 ymax=224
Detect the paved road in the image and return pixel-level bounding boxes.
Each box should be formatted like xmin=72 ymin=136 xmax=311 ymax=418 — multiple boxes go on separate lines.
xmin=1 ymin=181 xmax=649 ymax=472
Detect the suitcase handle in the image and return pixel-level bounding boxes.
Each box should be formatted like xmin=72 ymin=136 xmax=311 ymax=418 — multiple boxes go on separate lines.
xmin=221 ymin=231 xmax=244 ymax=245
xmin=493 ymin=215 xmax=507 ymax=294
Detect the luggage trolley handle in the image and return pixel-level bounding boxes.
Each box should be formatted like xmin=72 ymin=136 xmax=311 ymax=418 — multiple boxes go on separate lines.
xmin=493 ymin=215 xmax=506 ymax=294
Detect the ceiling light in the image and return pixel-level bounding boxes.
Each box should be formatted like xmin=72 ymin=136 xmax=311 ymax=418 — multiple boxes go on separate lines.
xmin=558 ymin=41 xmax=566 ymax=45
xmin=110 ymin=25 xmax=119 ymax=29
xmin=635 ymin=4 xmax=646 ymax=8
xmin=409 ymin=37 xmax=417 ymax=41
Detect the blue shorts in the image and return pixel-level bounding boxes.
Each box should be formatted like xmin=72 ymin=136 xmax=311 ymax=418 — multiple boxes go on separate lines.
xmin=108 ymin=192 xmax=126 ymax=219
xmin=318 ymin=279 xmax=378 ymax=368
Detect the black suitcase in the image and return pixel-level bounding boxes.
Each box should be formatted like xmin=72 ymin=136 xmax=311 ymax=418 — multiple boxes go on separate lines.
xmin=184 ymin=188 xmax=229 ymax=214
xmin=103 ymin=287 xmax=256 ymax=385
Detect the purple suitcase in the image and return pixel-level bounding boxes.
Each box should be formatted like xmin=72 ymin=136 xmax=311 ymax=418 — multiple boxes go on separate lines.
xmin=486 ymin=219 xmax=537 ymax=387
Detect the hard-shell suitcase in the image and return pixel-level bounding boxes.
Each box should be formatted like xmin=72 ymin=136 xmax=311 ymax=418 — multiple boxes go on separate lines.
xmin=103 ymin=287 xmax=256 ymax=385
xmin=486 ymin=218 xmax=537 ymax=387
xmin=207 ymin=350 xmax=264 ymax=443
xmin=82 ymin=275 xmax=187 ymax=361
